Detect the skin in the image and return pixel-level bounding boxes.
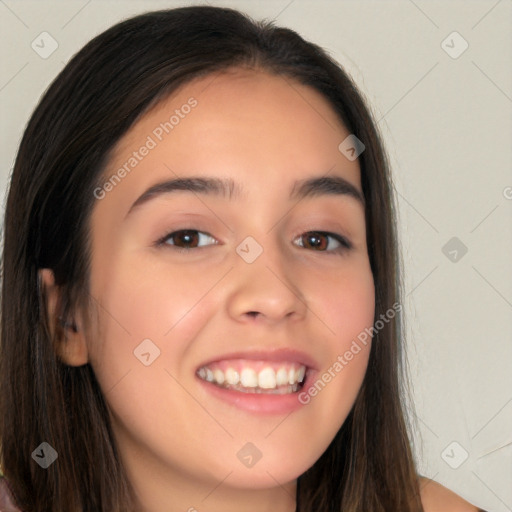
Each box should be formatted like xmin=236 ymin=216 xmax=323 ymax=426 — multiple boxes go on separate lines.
xmin=39 ymin=68 xmax=480 ymax=512
xmin=419 ymin=477 xmax=481 ymax=512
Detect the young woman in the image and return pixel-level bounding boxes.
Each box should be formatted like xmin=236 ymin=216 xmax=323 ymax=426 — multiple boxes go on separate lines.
xmin=0 ymin=6 xmax=487 ymax=512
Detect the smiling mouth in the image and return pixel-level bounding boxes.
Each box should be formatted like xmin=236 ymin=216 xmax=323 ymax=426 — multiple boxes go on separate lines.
xmin=196 ymin=360 xmax=307 ymax=395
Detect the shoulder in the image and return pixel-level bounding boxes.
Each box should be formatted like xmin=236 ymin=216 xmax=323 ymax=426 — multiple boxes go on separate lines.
xmin=419 ymin=476 xmax=485 ymax=512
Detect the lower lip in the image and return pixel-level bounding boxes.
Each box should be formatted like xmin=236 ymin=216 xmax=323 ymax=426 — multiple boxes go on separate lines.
xmin=196 ymin=371 xmax=315 ymax=414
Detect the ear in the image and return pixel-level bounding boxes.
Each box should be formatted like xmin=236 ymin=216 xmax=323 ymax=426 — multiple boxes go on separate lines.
xmin=38 ymin=268 xmax=89 ymax=367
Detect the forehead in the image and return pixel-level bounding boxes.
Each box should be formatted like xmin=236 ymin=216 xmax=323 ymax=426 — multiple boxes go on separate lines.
xmin=110 ymin=67 xmax=355 ymax=171
xmin=97 ymin=68 xmax=362 ymax=218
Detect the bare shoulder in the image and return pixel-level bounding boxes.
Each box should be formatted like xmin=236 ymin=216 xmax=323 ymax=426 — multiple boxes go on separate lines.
xmin=419 ymin=476 xmax=484 ymax=512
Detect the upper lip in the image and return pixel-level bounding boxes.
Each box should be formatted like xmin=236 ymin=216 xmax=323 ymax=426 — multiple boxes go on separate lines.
xmin=196 ymin=348 xmax=319 ymax=371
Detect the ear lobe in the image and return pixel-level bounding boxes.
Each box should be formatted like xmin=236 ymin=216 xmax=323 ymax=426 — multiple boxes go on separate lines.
xmin=38 ymin=268 xmax=89 ymax=367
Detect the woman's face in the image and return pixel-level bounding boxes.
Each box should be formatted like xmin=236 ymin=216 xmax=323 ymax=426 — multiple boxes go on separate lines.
xmin=85 ymin=68 xmax=374 ymax=506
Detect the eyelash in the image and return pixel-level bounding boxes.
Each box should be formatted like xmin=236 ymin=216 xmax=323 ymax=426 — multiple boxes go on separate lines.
xmin=155 ymin=229 xmax=352 ymax=254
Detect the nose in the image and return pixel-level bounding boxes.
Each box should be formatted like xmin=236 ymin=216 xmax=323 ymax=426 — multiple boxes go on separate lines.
xmin=225 ymin=241 xmax=307 ymax=325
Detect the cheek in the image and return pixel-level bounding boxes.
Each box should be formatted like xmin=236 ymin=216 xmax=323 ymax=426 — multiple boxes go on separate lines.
xmin=86 ymin=254 xmax=218 ymax=381
xmin=296 ymin=259 xmax=375 ymax=435
xmin=85 ymin=257 xmax=226 ymax=461
xmin=310 ymin=259 xmax=375 ymax=347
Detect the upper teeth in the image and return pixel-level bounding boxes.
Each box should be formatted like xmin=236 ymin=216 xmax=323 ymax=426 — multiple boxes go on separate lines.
xmin=197 ymin=363 xmax=306 ymax=390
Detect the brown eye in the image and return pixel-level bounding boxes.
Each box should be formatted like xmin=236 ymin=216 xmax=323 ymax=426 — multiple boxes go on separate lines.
xmin=301 ymin=232 xmax=328 ymax=250
xmin=162 ymin=230 xmax=217 ymax=250
xmin=171 ymin=230 xmax=199 ymax=248
xmin=294 ymin=231 xmax=351 ymax=253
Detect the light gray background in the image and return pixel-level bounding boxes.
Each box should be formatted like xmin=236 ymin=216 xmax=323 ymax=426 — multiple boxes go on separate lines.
xmin=1 ymin=1 xmax=511 ymax=510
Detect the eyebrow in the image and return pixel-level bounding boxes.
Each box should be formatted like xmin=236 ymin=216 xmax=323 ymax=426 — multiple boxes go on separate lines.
xmin=125 ymin=174 xmax=365 ymax=218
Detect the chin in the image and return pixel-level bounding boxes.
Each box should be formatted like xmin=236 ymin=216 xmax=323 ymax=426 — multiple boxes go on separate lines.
xmin=222 ymin=452 xmax=317 ymax=490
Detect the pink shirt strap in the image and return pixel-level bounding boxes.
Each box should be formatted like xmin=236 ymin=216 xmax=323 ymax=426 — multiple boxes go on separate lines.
xmin=0 ymin=476 xmax=22 ymax=512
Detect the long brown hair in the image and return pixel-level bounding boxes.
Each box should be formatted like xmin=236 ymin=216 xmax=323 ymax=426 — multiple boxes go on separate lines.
xmin=1 ymin=6 xmax=423 ymax=511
